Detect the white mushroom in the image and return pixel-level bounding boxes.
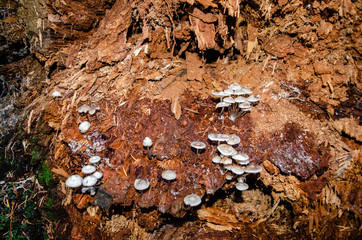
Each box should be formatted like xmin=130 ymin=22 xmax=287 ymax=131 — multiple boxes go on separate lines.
xmin=143 ymin=137 xmax=153 ymax=147
xmin=235 ymin=182 xmax=249 ymax=191
xmin=191 ymin=141 xmax=206 ymax=156
xmin=79 ymin=121 xmax=91 ymax=133
xmin=143 ymin=137 xmax=153 ymax=158
xmin=227 ymin=134 xmax=241 ymax=145
xmin=241 ymin=87 xmax=253 ymax=95
xmin=217 ymin=144 xmax=235 ymax=157
xmin=239 ymin=102 xmax=251 ymax=109
xmin=212 ymin=155 xmax=221 ymax=164
xmin=208 ymin=133 xmax=230 ymax=143
xmin=244 ymin=164 xmax=263 ymax=174
xmin=230 ymin=165 xmax=245 ymax=175
xmin=134 ymin=179 xmax=150 ymax=191
xmin=184 ymin=194 xmax=202 ymax=207
xmin=51 ymin=91 xmax=62 ymax=98
xmin=83 ymin=175 xmax=98 ymax=187
xmin=232 ymin=153 xmax=249 ymax=162
xmin=92 ymin=171 xmax=103 ymax=179
xmin=81 ymin=186 xmax=96 ymax=195
xmin=162 ymin=170 xmax=177 ymax=181
xmin=65 ymin=175 xmax=83 ymax=188
xmin=225 ymin=173 xmax=234 ymax=180
xmin=228 ymin=83 xmax=242 ymax=91
xmin=89 ymin=156 xmax=101 ymax=164
xmin=247 ymin=95 xmax=261 ymax=103
xmin=78 ymin=104 xmax=92 ymax=114
xmin=220 ymin=157 xmax=232 ymax=165
xmin=223 ymin=96 xmax=235 ymax=104
xmin=82 ymin=165 xmax=96 ymax=174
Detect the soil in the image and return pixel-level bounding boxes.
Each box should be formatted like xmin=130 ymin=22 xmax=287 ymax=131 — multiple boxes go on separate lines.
xmin=0 ymin=0 xmax=361 ymax=239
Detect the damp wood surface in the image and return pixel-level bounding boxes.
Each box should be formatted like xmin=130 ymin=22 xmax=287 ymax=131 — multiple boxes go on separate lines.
xmin=0 ymin=0 xmax=361 ymax=239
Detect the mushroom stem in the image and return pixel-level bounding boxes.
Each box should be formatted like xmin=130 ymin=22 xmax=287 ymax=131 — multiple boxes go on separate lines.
xmin=147 ymin=146 xmax=152 ymax=159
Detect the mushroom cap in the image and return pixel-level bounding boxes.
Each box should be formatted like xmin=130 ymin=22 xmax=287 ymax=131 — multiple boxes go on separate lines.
xmin=82 ymin=165 xmax=96 ymax=174
xmin=191 ymin=141 xmax=206 ymax=150
xmin=244 ymin=164 xmax=263 ymax=173
xmin=212 ymin=91 xmax=229 ymax=97
xmin=216 ymin=102 xmax=230 ymax=108
xmin=230 ymin=165 xmax=245 ymax=175
xmin=225 ymin=173 xmax=234 ymax=180
xmin=208 ymin=133 xmax=230 ymax=142
xmin=162 ymin=170 xmax=177 ymax=181
xmin=184 ymin=194 xmax=202 ymax=207
xmin=247 ymin=95 xmax=261 ymax=103
xmin=92 ymin=171 xmax=103 ymax=179
xmin=235 ymin=96 xmax=248 ymax=103
xmin=235 ymin=182 xmax=249 ymax=191
xmin=237 ymin=175 xmax=246 ymax=183
xmin=224 ymin=164 xmax=233 ymax=171
xmin=65 ymin=175 xmax=83 ymax=188
xmin=83 ymin=175 xmax=98 ymax=187
xmin=227 ymin=134 xmax=241 ymax=145
xmin=79 ymin=121 xmax=91 ymax=133
xmin=143 ymin=137 xmax=153 ymax=147
xmin=233 ymin=89 xmax=247 ymax=95
xmin=223 ymin=88 xmax=234 ymax=95
xmin=212 ymin=155 xmax=221 ymax=164
xmin=217 ymin=144 xmax=235 ymax=156
xmin=220 ymin=157 xmax=232 ymax=165
xmin=241 ymin=87 xmax=253 ymax=95
xmin=228 ymin=83 xmax=242 ymax=91
xmin=239 ymin=102 xmax=251 ymax=109
xmin=232 ymin=153 xmax=249 ymax=161
xmin=78 ymin=104 xmax=91 ymax=114
xmin=134 ymin=179 xmax=150 ymax=191
xmin=236 ymin=159 xmax=250 ymax=165
xmin=52 ymin=91 xmax=62 ymax=97
xmin=89 ymin=156 xmax=101 ymax=164
xmin=223 ymin=96 xmax=235 ymax=104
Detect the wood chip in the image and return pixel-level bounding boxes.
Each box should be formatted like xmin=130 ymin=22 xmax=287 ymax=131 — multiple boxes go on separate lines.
xmin=171 ymin=95 xmax=182 ymax=120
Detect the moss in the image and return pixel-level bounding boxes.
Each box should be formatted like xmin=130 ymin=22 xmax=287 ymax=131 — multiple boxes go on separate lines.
xmin=37 ymin=161 xmax=53 ymax=188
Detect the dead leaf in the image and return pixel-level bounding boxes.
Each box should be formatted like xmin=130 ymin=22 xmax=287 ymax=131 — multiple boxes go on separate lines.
xmin=206 ymin=222 xmax=233 ymax=232
xmin=52 ymin=167 xmax=70 ymax=178
xmin=171 ymin=96 xmax=182 ymax=120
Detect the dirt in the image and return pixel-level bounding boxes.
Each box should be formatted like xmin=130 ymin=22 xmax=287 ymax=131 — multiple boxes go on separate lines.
xmin=0 ymin=0 xmax=361 ymax=239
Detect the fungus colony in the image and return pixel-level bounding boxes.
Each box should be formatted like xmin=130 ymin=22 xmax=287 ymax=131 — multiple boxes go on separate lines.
xmin=208 ymin=133 xmax=262 ymax=191
xmin=63 ymin=86 xmax=263 ymax=213
xmin=212 ymin=82 xmax=260 ymax=121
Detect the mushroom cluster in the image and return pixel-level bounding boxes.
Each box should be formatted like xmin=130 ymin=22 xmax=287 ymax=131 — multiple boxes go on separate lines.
xmin=208 ymin=133 xmax=262 ymax=191
xmin=65 ymin=155 xmax=103 ymax=195
xmin=212 ymin=82 xmax=260 ymax=121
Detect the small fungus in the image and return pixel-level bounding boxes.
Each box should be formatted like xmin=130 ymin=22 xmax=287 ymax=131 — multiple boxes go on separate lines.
xmin=89 ymin=156 xmax=101 ymax=164
xmin=232 ymin=153 xmax=249 ymax=162
xmin=134 ymin=179 xmax=150 ymax=191
xmin=220 ymin=157 xmax=232 ymax=165
xmin=161 ymin=170 xmax=177 ymax=181
xmin=93 ymin=171 xmax=103 ymax=179
xmin=212 ymin=155 xmax=221 ymax=164
xmin=82 ymin=165 xmax=96 ymax=174
xmin=79 ymin=121 xmax=91 ymax=133
xmin=217 ymin=144 xmax=235 ymax=157
xmin=230 ymin=165 xmax=244 ymax=175
xmin=235 ymin=182 xmax=249 ymax=191
xmin=208 ymin=133 xmax=229 ymax=144
xmin=244 ymin=164 xmax=262 ymax=174
xmin=83 ymin=175 xmax=98 ymax=187
xmin=227 ymin=134 xmax=241 ymax=145
xmin=143 ymin=137 xmax=153 ymax=159
xmin=81 ymin=186 xmax=96 ymax=195
xmin=65 ymin=175 xmax=83 ymax=188
xmin=184 ymin=194 xmax=202 ymax=207
xmin=225 ymin=173 xmax=234 ymax=180
xmin=52 ymin=91 xmax=62 ymax=98
xmin=191 ymin=141 xmax=206 ymax=156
